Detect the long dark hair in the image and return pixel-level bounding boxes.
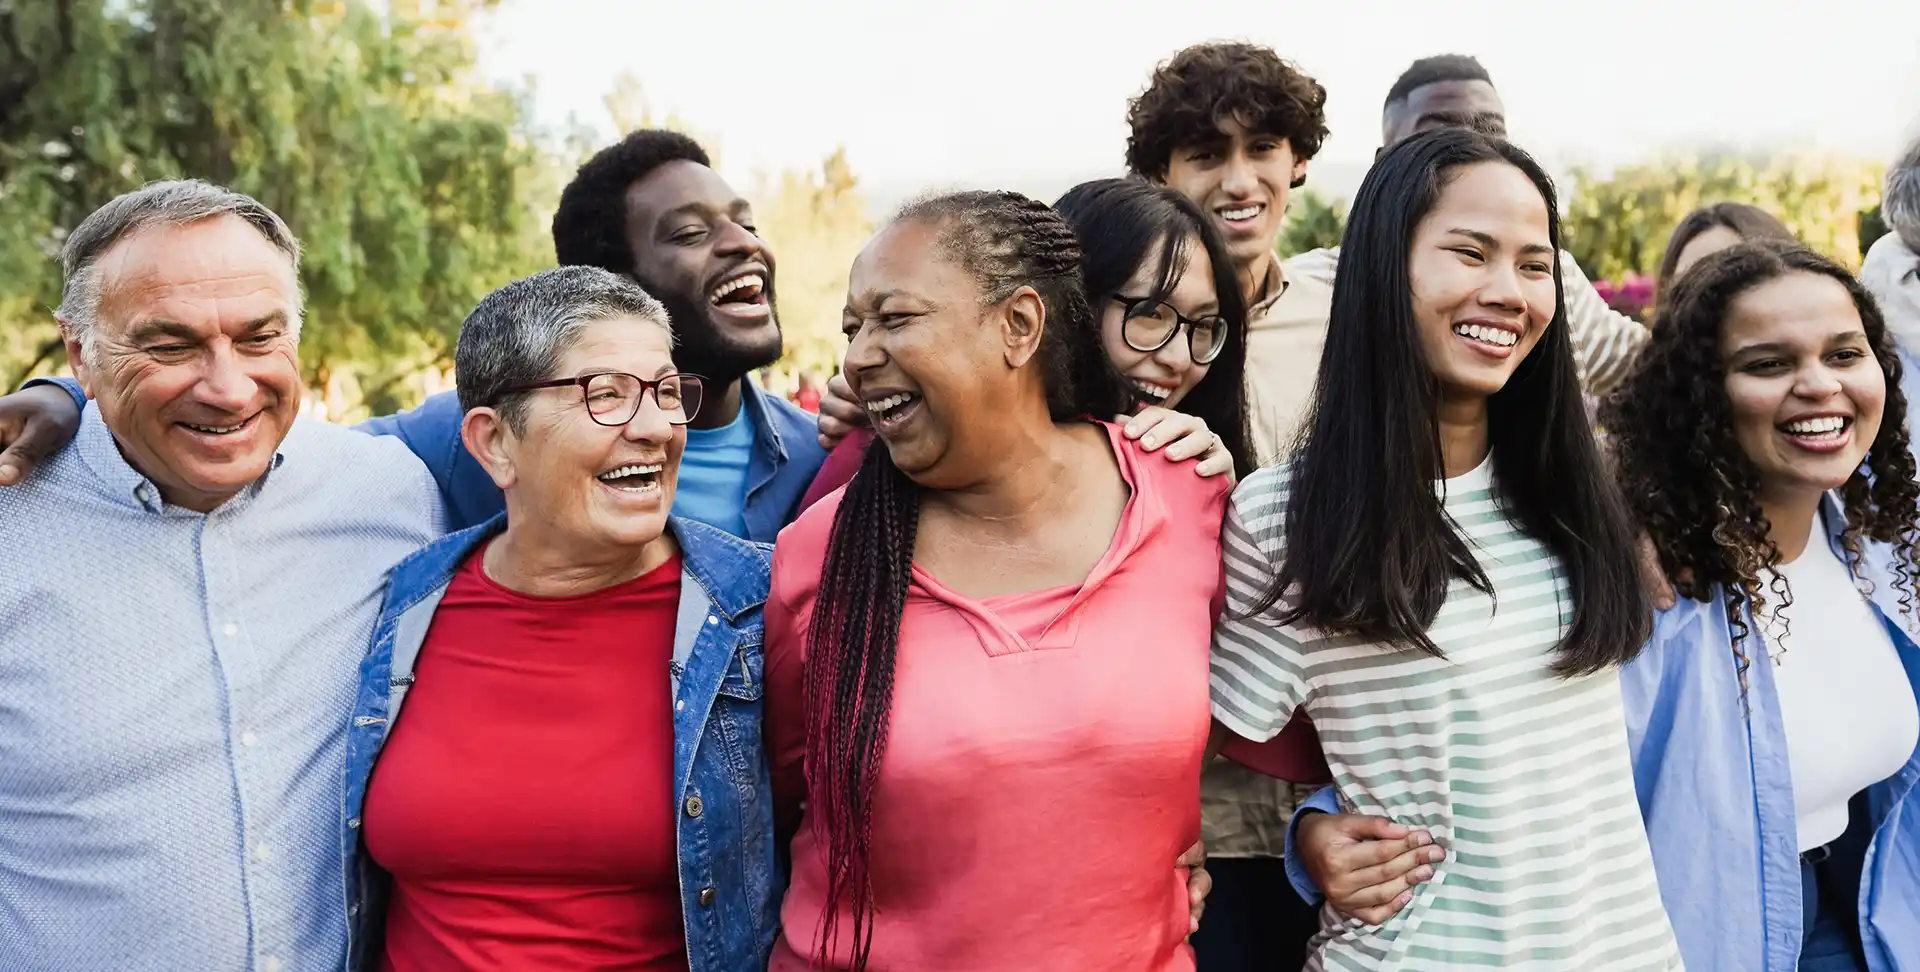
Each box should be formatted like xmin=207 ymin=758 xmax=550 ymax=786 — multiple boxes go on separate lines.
xmin=1601 ymin=239 xmax=1920 ymax=690
xmin=1653 ymin=202 xmax=1795 ymax=310
xmin=803 ymin=190 xmax=1128 ymax=970
xmin=1261 ymin=128 xmax=1651 ymax=676
xmin=1054 ymin=178 xmax=1256 ymax=477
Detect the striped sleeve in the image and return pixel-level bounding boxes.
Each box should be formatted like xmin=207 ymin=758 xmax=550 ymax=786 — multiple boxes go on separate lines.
xmin=1558 ymin=251 xmax=1649 ymax=395
xmin=1208 ymin=467 xmax=1311 ymax=742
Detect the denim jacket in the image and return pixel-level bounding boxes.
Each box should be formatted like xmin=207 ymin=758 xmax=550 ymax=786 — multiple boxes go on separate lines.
xmin=1287 ymin=494 xmax=1920 ymax=972
xmin=357 ymin=384 xmax=827 ymax=542
xmin=340 ymin=513 xmax=781 ymax=972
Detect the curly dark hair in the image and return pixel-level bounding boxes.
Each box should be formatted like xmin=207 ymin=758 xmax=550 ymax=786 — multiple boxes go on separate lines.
xmin=1125 ymin=42 xmax=1328 ymax=180
xmin=804 ymin=190 xmax=1128 ymax=972
xmin=551 ymin=129 xmax=710 ymax=274
xmin=1600 ymin=239 xmax=1920 ymax=692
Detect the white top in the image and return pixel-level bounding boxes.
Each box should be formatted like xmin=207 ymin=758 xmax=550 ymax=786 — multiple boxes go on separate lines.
xmin=1764 ymin=513 xmax=1920 ymax=851
xmin=1211 ymin=456 xmax=1681 ymax=970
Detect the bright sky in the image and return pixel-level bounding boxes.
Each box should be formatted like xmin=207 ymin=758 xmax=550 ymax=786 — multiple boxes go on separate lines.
xmin=478 ymin=0 xmax=1920 ymax=207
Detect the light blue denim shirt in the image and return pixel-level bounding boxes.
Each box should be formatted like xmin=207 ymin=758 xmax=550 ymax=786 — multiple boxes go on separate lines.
xmin=0 ymin=405 xmax=444 ymax=972
xmin=1287 ymin=494 xmax=1920 ymax=972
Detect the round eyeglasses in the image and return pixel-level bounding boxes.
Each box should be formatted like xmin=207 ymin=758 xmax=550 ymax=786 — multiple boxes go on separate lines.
xmin=1111 ymin=295 xmax=1228 ymax=365
xmin=503 ymin=372 xmax=706 ymax=426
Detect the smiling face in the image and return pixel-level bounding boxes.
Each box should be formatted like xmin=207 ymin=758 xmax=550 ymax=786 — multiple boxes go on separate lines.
xmin=1720 ymin=272 xmax=1885 ymax=508
xmin=1407 ymin=161 xmax=1559 ymax=404
xmin=484 ymin=317 xmax=687 ymax=553
xmin=840 ymin=218 xmax=1048 ymax=487
xmin=1160 ymin=116 xmax=1307 ymax=286
xmin=1100 ymin=234 xmax=1219 ymax=411
xmin=623 ymin=160 xmax=780 ymax=383
xmin=66 ymin=215 xmax=303 ymax=512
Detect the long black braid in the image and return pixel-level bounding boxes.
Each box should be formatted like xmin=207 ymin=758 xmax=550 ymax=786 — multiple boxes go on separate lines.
xmin=802 ymin=190 xmax=1128 ymax=970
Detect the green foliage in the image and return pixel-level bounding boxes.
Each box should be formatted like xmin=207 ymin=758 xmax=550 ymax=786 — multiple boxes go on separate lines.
xmin=1860 ymin=204 xmax=1890 ymax=259
xmin=758 ymin=147 xmax=873 ymax=382
xmin=0 ymin=0 xmax=557 ymax=419
xmin=1275 ymin=188 xmax=1347 ymax=258
xmin=1560 ymin=155 xmax=1884 ymax=284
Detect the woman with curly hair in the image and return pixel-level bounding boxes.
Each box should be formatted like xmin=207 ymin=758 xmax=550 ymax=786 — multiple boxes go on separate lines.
xmin=1603 ymin=238 xmax=1920 ymax=972
xmin=1290 ymin=238 xmax=1920 ymax=972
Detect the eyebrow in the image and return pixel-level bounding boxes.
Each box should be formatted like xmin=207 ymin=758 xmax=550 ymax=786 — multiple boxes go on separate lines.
xmin=658 ymin=198 xmax=752 ymax=224
xmin=126 ymin=312 xmax=285 ymax=344
xmin=1731 ymin=330 xmax=1871 ymax=357
xmin=1448 ymin=228 xmax=1555 ymax=258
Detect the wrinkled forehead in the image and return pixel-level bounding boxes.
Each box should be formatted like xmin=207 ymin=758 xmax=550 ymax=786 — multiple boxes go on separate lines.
xmin=551 ymin=315 xmax=678 ymax=377
xmin=93 ymin=217 xmax=299 ymax=333
xmin=847 ymin=219 xmax=974 ymax=308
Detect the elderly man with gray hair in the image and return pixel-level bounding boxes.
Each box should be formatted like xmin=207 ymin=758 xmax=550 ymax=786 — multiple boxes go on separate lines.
xmin=1863 ymin=129 xmax=1920 ymax=453
xmin=0 ymin=179 xmax=444 ymax=971
xmin=336 ymin=265 xmax=779 ymax=971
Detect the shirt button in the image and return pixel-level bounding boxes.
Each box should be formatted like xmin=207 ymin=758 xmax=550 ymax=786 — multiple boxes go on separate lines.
xmin=253 ymin=843 xmax=272 ymax=863
xmin=240 ymin=731 xmax=258 ymax=748
xmin=706 ymin=615 xmax=718 ymax=625
xmin=222 ymin=622 xmax=239 ymax=637
xmin=347 ymin=817 xmax=361 ymax=829
xmin=684 ymin=794 xmax=704 ymax=818
xmin=698 ymin=887 xmax=716 ymax=907
xmin=264 ymin=957 xmax=283 ymax=972
xmin=675 ymin=699 xmax=686 ymax=712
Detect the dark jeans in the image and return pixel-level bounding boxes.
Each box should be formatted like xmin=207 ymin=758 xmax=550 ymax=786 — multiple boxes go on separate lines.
xmin=1192 ymin=856 xmax=1317 ymax=972
xmin=1800 ymin=793 xmax=1873 ymax=972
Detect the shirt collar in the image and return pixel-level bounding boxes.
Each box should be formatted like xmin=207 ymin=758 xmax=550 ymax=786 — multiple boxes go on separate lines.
xmin=73 ymin=404 xmax=287 ymax=514
xmin=1246 ymin=258 xmax=1290 ymax=317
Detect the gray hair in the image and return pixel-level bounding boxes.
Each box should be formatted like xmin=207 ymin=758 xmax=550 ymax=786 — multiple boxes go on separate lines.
xmin=454 ymin=265 xmax=676 ymax=431
xmin=1889 ymin=132 xmax=1920 ymax=253
xmin=57 ymin=179 xmax=303 ymax=356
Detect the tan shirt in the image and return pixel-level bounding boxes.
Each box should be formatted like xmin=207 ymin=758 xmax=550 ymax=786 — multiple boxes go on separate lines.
xmin=1241 ymin=255 xmax=1336 ymax=464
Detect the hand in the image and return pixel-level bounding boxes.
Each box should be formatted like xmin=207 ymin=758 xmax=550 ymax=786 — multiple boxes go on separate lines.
xmin=1295 ymin=811 xmax=1444 ymax=926
xmin=1118 ymin=407 xmax=1234 ymax=479
xmin=1177 ymin=838 xmax=1210 ymax=937
xmin=815 ymin=373 xmax=868 ymax=450
xmin=1635 ymin=531 xmax=1677 ymax=610
xmin=0 ymin=384 xmax=84 ymax=486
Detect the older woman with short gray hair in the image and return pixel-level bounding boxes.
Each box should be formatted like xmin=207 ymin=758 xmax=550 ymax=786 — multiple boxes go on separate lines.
xmin=340 ymin=265 xmax=781 ymax=972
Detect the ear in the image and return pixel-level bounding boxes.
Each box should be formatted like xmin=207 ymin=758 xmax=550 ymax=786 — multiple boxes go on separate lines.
xmin=999 ymin=286 xmax=1046 ymax=370
xmin=460 ymin=406 xmax=519 ymax=491
xmin=57 ymin=316 xmax=95 ymax=398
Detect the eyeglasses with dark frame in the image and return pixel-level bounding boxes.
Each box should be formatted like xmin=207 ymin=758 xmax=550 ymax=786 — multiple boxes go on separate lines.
xmin=502 ymin=372 xmax=706 ymax=427
xmin=1110 ymin=295 xmax=1228 ymax=364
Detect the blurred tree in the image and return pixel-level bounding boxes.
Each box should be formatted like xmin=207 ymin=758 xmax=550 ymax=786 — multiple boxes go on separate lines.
xmin=1561 ymin=154 xmax=1883 ymax=285
xmin=0 ymin=0 xmax=556 ymax=419
xmin=1860 ymin=203 xmax=1889 ymax=259
xmin=1275 ymin=188 xmax=1347 ymax=258
xmin=756 ymin=147 xmax=873 ymax=384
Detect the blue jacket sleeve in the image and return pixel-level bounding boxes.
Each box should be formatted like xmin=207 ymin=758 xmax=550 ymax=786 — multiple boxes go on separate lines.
xmin=23 ymin=376 xmax=87 ymax=412
xmin=352 ymin=391 xmax=501 ymax=532
xmin=1284 ymin=784 xmax=1342 ymax=906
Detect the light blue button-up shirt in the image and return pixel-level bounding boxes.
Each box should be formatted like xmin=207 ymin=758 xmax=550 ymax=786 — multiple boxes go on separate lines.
xmin=0 ymin=405 xmax=444 ymax=972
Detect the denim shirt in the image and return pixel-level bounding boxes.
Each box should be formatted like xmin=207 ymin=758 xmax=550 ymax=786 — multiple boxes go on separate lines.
xmin=340 ymin=514 xmax=781 ymax=972
xmin=357 ymin=383 xmax=827 ymax=542
xmin=1286 ymin=495 xmax=1920 ymax=972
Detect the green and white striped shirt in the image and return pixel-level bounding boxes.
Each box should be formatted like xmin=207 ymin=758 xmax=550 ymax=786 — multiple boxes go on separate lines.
xmin=1210 ymin=458 xmax=1682 ymax=971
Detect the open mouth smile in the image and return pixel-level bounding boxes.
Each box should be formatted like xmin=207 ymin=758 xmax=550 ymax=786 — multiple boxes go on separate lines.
xmin=863 ymin=391 xmax=922 ymax=434
xmin=1451 ymin=319 xmax=1523 ymax=358
xmin=597 ymin=462 xmax=666 ymax=493
xmin=1778 ymin=414 xmax=1853 ymax=453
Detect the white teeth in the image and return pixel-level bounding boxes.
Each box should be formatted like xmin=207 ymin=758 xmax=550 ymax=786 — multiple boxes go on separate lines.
xmin=1132 ymin=379 xmax=1172 ymax=401
xmin=708 ymin=273 xmax=765 ymax=304
xmin=1219 ymin=205 xmax=1262 ymax=221
xmin=864 ymin=392 xmax=912 ymax=415
xmin=1452 ymin=323 xmax=1518 ymax=347
xmin=1784 ymin=416 xmax=1847 ymax=435
xmin=598 ymin=463 xmax=664 ymax=488
xmin=185 ymin=422 xmax=245 ymax=435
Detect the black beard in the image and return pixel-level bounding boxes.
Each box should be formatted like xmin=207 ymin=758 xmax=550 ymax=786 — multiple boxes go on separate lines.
xmin=652 ymin=288 xmax=783 ymax=387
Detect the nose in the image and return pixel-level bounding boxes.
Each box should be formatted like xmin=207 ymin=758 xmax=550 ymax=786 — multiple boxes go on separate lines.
xmin=842 ymin=321 xmax=886 ymax=379
xmin=1151 ymin=328 xmax=1195 ymax=373
xmin=713 ymin=218 xmax=765 ymax=260
xmin=194 ymin=339 xmax=259 ymax=412
xmin=621 ymin=386 xmax=678 ymax=444
xmin=1794 ymin=362 xmax=1845 ymax=401
xmin=1476 ymin=262 xmax=1527 ymax=314
xmin=1220 ymin=150 xmax=1258 ymax=198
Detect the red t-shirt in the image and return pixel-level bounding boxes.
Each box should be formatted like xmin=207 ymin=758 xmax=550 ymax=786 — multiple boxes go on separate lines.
xmin=363 ymin=545 xmax=688 ymax=972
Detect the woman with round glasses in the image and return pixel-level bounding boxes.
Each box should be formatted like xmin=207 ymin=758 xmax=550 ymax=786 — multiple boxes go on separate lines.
xmin=796 ymin=179 xmax=1252 ymax=511
xmin=341 ymin=266 xmax=783 ymax=972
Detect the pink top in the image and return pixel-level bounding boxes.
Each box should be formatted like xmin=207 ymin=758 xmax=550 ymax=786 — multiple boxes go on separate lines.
xmin=765 ymin=422 xmax=1229 ymax=971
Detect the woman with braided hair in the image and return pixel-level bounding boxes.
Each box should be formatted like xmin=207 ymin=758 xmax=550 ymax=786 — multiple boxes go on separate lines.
xmin=763 ymin=189 xmax=1234 ymax=970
